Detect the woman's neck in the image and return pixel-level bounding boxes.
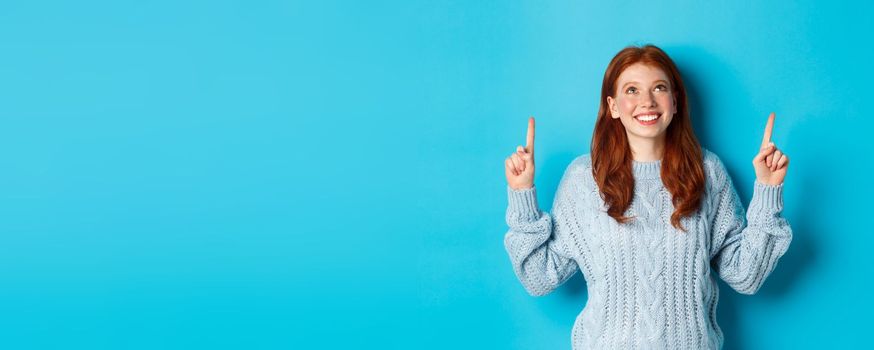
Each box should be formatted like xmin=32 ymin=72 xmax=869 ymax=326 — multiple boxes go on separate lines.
xmin=628 ymin=136 xmax=665 ymax=161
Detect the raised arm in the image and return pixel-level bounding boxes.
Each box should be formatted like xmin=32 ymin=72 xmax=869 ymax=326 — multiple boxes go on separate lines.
xmin=504 ymin=181 xmax=579 ymax=297
xmin=709 ymin=174 xmax=792 ymax=295
xmin=710 ymin=113 xmax=793 ymax=294
xmin=503 ymin=117 xmax=578 ymax=296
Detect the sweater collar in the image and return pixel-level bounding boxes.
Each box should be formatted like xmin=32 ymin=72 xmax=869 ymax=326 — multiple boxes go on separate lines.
xmin=632 ymin=159 xmax=662 ymax=180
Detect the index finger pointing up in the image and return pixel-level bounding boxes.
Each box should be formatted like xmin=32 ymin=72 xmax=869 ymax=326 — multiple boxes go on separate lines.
xmin=526 ymin=116 xmax=535 ymax=152
xmin=761 ymin=112 xmax=775 ymax=148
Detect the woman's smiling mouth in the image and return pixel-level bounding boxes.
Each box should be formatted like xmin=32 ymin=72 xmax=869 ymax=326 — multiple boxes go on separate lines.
xmin=634 ymin=113 xmax=661 ymax=126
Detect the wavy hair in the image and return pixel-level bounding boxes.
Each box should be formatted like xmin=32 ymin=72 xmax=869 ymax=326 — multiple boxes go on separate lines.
xmin=590 ymin=44 xmax=705 ymax=232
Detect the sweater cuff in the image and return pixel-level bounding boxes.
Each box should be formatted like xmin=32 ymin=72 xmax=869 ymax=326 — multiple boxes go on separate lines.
xmin=507 ymin=185 xmax=542 ymax=222
xmin=751 ymin=180 xmax=784 ymax=214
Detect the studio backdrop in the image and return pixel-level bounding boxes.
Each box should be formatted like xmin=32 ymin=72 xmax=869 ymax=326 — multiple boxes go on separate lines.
xmin=0 ymin=0 xmax=870 ymax=349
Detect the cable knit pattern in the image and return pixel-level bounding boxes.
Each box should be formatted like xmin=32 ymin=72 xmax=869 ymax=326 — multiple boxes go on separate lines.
xmin=503 ymin=148 xmax=792 ymax=350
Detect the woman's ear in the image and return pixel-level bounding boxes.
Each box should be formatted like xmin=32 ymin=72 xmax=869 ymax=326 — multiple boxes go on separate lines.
xmin=672 ymin=95 xmax=677 ymax=115
xmin=607 ymin=96 xmax=618 ymax=119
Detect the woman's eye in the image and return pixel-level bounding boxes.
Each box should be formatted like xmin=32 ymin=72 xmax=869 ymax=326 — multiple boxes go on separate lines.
xmin=626 ymin=87 xmax=637 ymax=94
xmin=655 ymin=84 xmax=668 ymax=91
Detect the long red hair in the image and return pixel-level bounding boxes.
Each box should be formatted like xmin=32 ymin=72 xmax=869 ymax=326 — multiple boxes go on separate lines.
xmin=591 ymin=44 xmax=705 ymax=232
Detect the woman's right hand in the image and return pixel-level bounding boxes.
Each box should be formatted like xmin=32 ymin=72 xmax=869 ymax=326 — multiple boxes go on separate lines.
xmin=505 ymin=117 xmax=536 ymax=190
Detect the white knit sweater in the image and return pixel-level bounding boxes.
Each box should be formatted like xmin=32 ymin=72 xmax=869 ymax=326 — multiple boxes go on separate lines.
xmin=503 ymin=148 xmax=792 ymax=349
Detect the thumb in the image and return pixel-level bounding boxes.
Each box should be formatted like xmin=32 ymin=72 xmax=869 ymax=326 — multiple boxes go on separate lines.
xmin=517 ymin=145 xmax=533 ymax=162
xmin=754 ymin=143 xmax=775 ymax=163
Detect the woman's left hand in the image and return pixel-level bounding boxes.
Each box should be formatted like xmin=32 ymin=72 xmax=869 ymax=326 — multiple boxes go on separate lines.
xmin=753 ymin=112 xmax=789 ymax=186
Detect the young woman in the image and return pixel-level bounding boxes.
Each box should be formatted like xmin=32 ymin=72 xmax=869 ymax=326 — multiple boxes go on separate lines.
xmin=502 ymin=44 xmax=792 ymax=349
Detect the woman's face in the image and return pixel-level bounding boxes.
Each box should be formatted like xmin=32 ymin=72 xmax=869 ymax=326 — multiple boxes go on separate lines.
xmin=606 ymin=62 xmax=677 ymax=142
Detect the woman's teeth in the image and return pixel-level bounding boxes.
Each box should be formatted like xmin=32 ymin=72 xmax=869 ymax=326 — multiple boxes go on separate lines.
xmin=635 ymin=114 xmax=659 ymax=121
xmin=634 ymin=113 xmax=660 ymax=126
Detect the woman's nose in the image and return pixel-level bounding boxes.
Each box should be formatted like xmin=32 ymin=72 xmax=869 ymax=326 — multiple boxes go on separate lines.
xmin=639 ymin=91 xmax=657 ymax=107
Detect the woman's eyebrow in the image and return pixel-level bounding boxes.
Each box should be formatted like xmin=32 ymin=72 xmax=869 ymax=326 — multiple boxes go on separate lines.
xmin=622 ymin=79 xmax=669 ymax=87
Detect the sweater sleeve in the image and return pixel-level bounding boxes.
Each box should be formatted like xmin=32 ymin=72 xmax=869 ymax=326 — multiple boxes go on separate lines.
xmin=708 ymin=164 xmax=793 ymax=295
xmin=503 ymin=166 xmax=579 ymax=297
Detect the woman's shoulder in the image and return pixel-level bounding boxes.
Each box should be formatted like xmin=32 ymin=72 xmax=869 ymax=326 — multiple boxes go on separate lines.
xmin=569 ymin=153 xmax=593 ymax=170
xmin=702 ymin=147 xmax=721 ymax=173
xmin=565 ymin=154 xmax=594 ymax=179
xmin=701 ymin=147 xmax=732 ymax=192
xmin=562 ymin=154 xmax=598 ymax=189
xmin=553 ymin=154 xmax=602 ymax=206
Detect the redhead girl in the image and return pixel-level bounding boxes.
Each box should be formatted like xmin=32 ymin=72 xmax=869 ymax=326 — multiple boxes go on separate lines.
xmin=502 ymin=44 xmax=792 ymax=349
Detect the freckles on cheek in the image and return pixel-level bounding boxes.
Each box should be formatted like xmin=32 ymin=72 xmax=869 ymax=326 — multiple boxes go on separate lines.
xmin=659 ymin=96 xmax=674 ymax=106
xmin=620 ymin=99 xmax=635 ymax=113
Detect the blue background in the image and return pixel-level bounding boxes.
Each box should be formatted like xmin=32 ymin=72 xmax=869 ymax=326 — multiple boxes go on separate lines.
xmin=0 ymin=0 xmax=870 ymax=349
